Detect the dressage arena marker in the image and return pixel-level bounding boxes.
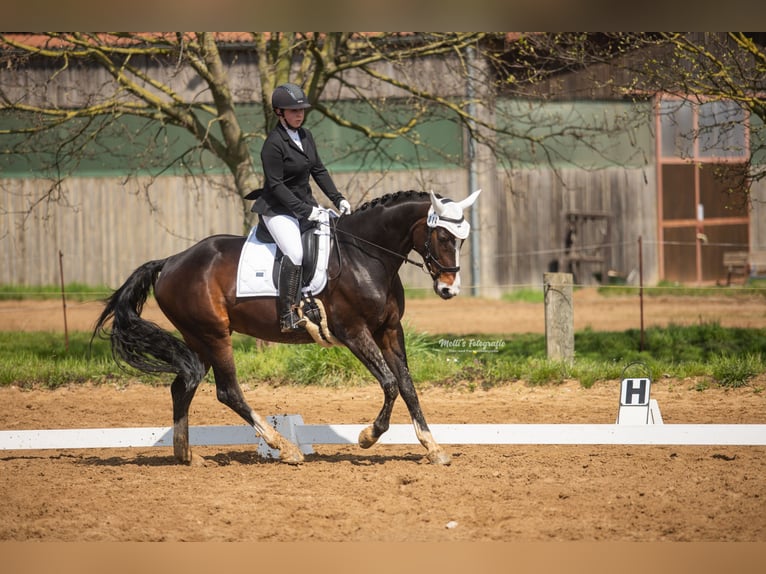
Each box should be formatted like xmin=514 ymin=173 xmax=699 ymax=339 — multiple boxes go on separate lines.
xmin=616 ymin=376 xmax=663 ymax=424
xmin=1 ymin=377 xmax=764 ymax=454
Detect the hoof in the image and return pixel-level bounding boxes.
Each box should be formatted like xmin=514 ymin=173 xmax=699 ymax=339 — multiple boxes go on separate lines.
xmin=358 ymin=426 xmax=378 ymax=449
xmin=280 ymin=453 xmax=304 ymax=465
xmin=173 ymin=444 xmax=192 ymax=464
xmin=174 ymin=450 xmax=192 ymax=465
xmin=279 ymin=444 xmax=305 ymax=465
xmin=427 ymin=449 xmax=452 ymax=466
xmin=189 ymin=453 xmax=208 ymax=467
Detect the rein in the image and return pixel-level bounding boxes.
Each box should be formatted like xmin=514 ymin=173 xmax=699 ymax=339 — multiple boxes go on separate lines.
xmin=323 ymin=217 xmax=458 ymax=279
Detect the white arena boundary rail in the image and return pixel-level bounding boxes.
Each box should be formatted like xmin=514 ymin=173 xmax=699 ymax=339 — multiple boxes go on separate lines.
xmin=2 ymin=380 xmax=765 ymax=456
xmin=1 ymin=417 xmax=765 ymax=458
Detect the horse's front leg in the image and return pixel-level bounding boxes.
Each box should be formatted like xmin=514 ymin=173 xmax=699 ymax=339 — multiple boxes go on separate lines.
xmin=341 ymin=330 xmax=400 ymax=450
xmin=345 ymin=327 xmax=450 ymax=465
xmin=378 ymin=324 xmax=451 ymax=465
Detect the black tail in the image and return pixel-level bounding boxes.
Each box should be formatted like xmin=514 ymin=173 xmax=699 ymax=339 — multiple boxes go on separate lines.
xmin=92 ymin=259 xmax=205 ymax=384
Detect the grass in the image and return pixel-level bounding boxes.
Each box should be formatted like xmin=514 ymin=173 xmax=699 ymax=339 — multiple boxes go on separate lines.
xmin=0 ymin=283 xmax=111 ymax=302
xmin=6 ymin=280 xmax=766 ymax=302
xmin=0 ymin=331 xmax=166 ymax=388
xmin=501 ymin=288 xmax=545 ymax=304
xmin=1 ymin=322 xmax=764 ymax=391
xmin=2 ymin=282 xmax=765 ymax=390
xmin=597 ymin=279 xmax=766 ymax=298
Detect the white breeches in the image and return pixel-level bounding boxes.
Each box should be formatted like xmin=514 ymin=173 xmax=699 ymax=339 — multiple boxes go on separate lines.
xmin=263 ymin=214 xmax=303 ymax=265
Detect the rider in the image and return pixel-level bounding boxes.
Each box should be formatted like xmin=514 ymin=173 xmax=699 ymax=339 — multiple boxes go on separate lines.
xmin=248 ymin=83 xmax=352 ymax=333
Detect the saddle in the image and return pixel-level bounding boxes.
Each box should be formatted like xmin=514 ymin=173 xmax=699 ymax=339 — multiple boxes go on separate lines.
xmin=236 ymin=211 xmax=332 ymax=301
xmin=254 ymin=220 xmax=320 ymax=289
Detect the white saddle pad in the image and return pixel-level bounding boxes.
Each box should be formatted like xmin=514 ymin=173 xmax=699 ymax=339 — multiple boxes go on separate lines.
xmin=236 ymin=210 xmax=333 ymax=298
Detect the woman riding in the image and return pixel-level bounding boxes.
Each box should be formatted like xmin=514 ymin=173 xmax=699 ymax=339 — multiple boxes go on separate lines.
xmin=248 ymin=83 xmax=351 ymax=332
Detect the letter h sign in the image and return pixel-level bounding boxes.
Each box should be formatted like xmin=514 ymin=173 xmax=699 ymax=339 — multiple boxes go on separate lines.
xmin=617 ymin=378 xmax=652 ymax=424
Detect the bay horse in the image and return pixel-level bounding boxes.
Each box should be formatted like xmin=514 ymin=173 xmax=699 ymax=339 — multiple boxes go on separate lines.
xmin=93 ymin=189 xmax=481 ymax=465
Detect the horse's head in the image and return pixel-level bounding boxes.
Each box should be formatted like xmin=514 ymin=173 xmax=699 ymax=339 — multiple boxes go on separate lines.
xmin=419 ymin=189 xmax=481 ymax=299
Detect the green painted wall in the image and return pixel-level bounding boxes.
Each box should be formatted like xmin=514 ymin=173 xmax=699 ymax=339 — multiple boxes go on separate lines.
xmin=0 ymin=99 xmax=685 ymax=178
xmin=0 ymin=102 xmax=464 ymax=178
xmin=751 ymin=113 xmax=766 ymax=166
xmin=496 ymin=99 xmax=655 ymax=169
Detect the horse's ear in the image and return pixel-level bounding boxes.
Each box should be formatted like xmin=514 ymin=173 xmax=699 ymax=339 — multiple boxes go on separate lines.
xmin=456 ymin=189 xmax=481 ymax=210
xmin=430 ymin=190 xmax=447 ymax=216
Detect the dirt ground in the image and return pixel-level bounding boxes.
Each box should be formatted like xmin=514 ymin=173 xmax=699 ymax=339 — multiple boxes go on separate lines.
xmin=0 ymin=291 xmax=765 ymax=542
xmin=3 ymin=287 xmax=766 ymax=334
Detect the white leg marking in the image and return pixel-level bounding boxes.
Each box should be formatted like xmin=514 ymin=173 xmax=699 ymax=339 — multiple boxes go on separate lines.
xmin=412 ymin=418 xmax=451 ymax=465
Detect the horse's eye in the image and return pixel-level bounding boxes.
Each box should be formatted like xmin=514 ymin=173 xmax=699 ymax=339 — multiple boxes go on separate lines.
xmin=436 ymin=229 xmax=453 ymax=245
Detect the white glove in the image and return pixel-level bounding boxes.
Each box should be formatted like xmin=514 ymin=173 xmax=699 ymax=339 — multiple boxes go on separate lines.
xmin=338 ymin=199 xmax=352 ymax=215
xmin=308 ymin=207 xmax=323 ymax=222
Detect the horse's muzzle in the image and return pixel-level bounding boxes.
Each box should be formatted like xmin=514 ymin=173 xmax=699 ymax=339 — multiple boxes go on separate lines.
xmin=434 ymin=273 xmax=460 ymax=299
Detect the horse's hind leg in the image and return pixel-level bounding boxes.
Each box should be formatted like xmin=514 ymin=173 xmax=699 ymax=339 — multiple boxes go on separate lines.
xmin=171 ymin=371 xmax=205 ymax=464
xmin=204 ymin=336 xmax=304 ymax=464
xmin=216 ymin=376 xmax=305 ymax=464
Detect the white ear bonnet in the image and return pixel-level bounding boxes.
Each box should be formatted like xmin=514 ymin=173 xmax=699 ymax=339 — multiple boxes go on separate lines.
xmin=427 ymin=189 xmax=481 ymax=240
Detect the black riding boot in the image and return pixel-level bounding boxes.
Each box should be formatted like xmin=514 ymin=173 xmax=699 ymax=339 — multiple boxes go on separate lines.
xmin=278 ymin=258 xmax=306 ymax=333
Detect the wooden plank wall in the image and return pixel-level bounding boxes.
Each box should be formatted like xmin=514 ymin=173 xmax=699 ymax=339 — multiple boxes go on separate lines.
xmin=1 ymin=177 xmax=246 ymax=287
xmin=748 ymin=181 xmax=766 ymax=254
xmin=0 ymin=169 xmax=466 ymax=289
xmin=498 ymin=167 xmax=660 ymax=291
xmin=13 ymin=165 xmax=760 ymax=296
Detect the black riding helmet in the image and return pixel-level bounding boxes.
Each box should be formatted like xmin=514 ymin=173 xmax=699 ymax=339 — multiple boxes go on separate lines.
xmin=271 ymin=83 xmax=311 ymax=110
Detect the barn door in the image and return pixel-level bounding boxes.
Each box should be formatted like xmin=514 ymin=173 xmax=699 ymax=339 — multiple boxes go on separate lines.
xmin=656 ymin=97 xmax=750 ymax=284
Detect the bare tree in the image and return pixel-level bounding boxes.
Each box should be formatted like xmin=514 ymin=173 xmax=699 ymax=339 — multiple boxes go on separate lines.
xmin=490 ymin=32 xmax=766 ymax=191
xmin=5 ymin=31 xmax=760 ymax=221
xmin=634 ymin=33 xmax=766 ymax=197
xmin=0 ymin=32 xmax=488 ymax=209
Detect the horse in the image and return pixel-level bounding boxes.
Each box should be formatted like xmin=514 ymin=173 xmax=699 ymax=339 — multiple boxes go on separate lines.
xmin=93 ymin=188 xmax=481 ymax=466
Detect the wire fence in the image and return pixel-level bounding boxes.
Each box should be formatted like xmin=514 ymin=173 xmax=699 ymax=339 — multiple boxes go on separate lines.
xmin=1 ymin=235 xmax=765 ymax=300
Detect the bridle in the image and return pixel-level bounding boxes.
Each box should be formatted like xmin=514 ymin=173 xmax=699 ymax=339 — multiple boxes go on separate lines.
xmin=423 ymin=228 xmax=461 ymax=279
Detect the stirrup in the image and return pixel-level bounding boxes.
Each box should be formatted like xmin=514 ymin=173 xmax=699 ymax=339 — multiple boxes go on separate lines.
xmin=280 ymin=308 xmax=307 ymax=333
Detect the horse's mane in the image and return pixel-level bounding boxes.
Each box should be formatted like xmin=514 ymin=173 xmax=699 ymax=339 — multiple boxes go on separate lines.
xmin=354 ymin=190 xmax=437 ymax=214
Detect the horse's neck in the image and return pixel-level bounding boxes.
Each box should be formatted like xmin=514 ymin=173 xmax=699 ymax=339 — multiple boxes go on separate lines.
xmin=348 ymin=200 xmax=428 ymax=256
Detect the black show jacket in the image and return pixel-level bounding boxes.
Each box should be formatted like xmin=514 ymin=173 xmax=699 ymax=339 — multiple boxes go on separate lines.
xmin=251 ymin=123 xmax=344 ymax=219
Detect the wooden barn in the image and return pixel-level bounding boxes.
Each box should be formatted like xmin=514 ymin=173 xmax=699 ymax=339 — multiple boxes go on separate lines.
xmin=2 ymin=33 xmax=764 ymax=296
